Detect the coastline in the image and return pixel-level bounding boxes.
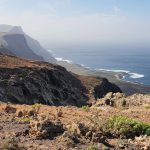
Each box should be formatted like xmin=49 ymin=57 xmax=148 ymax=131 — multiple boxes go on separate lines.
xmin=55 ymin=56 xmax=145 ymax=84
xmin=57 ymin=60 xmax=150 ymax=95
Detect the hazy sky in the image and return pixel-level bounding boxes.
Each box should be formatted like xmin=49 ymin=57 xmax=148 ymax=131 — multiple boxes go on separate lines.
xmin=0 ymin=0 xmax=150 ymax=48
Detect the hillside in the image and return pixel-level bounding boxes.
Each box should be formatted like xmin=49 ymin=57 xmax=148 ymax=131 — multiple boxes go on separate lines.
xmin=2 ymin=33 xmax=43 ymax=60
xmin=0 ymin=46 xmax=15 ymax=55
xmin=0 ymin=53 xmax=121 ymax=106
xmin=0 ymin=93 xmax=149 ymax=149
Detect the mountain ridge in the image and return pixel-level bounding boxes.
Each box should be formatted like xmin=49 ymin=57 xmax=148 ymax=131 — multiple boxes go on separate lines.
xmin=0 ymin=24 xmax=56 ymax=63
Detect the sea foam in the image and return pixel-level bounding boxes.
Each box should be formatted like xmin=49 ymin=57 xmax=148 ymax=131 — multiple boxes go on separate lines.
xmin=95 ymin=69 xmax=144 ymax=79
xmin=129 ymin=73 xmax=144 ymax=79
xmin=55 ymin=57 xmax=73 ymax=64
xmin=96 ymin=69 xmax=130 ymax=74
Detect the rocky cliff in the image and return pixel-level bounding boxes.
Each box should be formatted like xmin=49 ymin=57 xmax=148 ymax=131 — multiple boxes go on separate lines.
xmin=0 ymin=46 xmax=15 ymax=55
xmin=0 ymin=53 xmax=121 ymax=106
xmin=0 ymin=24 xmax=56 ymax=63
xmin=0 ymin=54 xmax=87 ymax=106
xmin=3 ymin=34 xmax=43 ymax=60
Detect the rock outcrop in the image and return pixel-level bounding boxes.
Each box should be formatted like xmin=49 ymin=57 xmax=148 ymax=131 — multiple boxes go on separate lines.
xmin=0 ymin=54 xmax=122 ymax=106
xmin=94 ymin=78 xmax=122 ymax=99
xmin=92 ymin=92 xmax=150 ymax=108
xmin=2 ymin=34 xmax=43 ymax=61
xmin=0 ymin=54 xmax=88 ymax=106
xmin=29 ymin=117 xmax=64 ymax=140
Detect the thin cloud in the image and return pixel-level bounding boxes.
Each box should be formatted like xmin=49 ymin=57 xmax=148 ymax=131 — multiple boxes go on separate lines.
xmin=0 ymin=0 xmax=150 ymax=48
xmin=113 ymin=6 xmax=121 ymax=14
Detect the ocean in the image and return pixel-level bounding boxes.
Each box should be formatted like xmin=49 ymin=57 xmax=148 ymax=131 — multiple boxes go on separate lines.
xmin=50 ymin=48 xmax=150 ymax=85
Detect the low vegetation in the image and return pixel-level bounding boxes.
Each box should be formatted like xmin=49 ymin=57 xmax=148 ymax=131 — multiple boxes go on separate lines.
xmin=2 ymin=139 xmax=26 ymax=150
xmin=32 ymin=103 xmax=42 ymax=117
xmin=16 ymin=117 xmax=32 ymax=124
xmin=102 ymin=116 xmax=150 ymax=138
xmin=82 ymin=105 xmax=90 ymax=111
xmin=86 ymin=145 xmax=97 ymax=150
xmin=0 ymin=99 xmax=150 ymax=149
xmin=144 ymin=104 xmax=150 ymax=109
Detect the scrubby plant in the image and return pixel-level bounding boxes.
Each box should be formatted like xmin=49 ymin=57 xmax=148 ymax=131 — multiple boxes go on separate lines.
xmin=29 ymin=118 xmax=64 ymax=140
xmin=2 ymin=139 xmax=26 ymax=150
xmin=144 ymin=104 xmax=150 ymax=109
xmin=116 ymin=139 xmax=128 ymax=148
xmin=86 ymin=111 xmax=102 ymax=131
xmin=16 ymin=117 xmax=32 ymax=124
xmin=56 ymin=108 xmax=63 ymax=118
xmin=4 ymin=104 xmax=17 ymax=114
xmin=102 ymin=116 xmax=150 ymax=138
xmin=82 ymin=106 xmax=90 ymax=111
xmin=61 ymin=131 xmax=80 ymax=148
xmin=86 ymin=145 xmax=97 ymax=150
xmin=32 ymin=103 xmax=42 ymax=117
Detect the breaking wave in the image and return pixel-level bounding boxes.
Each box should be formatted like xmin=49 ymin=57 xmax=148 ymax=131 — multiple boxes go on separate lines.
xmin=95 ymin=68 xmax=144 ymax=79
xmin=55 ymin=57 xmax=73 ymax=64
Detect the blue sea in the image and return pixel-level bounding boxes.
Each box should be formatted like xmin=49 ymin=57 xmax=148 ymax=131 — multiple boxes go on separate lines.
xmin=50 ymin=48 xmax=150 ymax=85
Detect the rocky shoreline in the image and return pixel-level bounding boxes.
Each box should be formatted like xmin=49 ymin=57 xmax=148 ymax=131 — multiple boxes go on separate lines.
xmin=57 ymin=60 xmax=150 ymax=96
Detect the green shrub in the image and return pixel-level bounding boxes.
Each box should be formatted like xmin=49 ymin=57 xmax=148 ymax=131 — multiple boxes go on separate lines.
xmin=16 ymin=117 xmax=32 ymax=123
xmin=102 ymin=116 xmax=150 ymax=138
xmin=32 ymin=103 xmax=42 ymax=117
xmin=144 ymin=104 xmax=150 ymax=109
xmin=86 ymin=145 xmax=97 ymax=150
xmin=82 ymin=106 xmax=90 ymax=111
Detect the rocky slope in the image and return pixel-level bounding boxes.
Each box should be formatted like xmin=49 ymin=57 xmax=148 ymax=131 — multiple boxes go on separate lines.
xmin=0 ymin=53 xmax=121 ymax=106
xmin=0 ymin=94 xmax=149 ymax=150
xmin=2 ymin=33 xmax=43 ymax=60
xmin=0 ymin=24 xmax=56 ymax=63
xmin=0 ymin=46 xmax=15 ymax=55
xmin=25 ymin=34 xmax=56 ymax=63
xmin=92 ymin=92 xmax=150 ymax=109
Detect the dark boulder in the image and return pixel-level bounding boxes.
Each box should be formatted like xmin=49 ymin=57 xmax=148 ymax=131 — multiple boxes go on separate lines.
xmin=94 ymin=78 xmax=122 ymax=100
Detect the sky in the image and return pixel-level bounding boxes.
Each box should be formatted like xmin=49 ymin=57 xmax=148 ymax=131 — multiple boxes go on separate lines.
xmin=0 ymin=0 xmax=150 ymax=49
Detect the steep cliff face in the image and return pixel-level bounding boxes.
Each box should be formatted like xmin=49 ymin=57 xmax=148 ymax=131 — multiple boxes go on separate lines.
xmin=0 ymin=24 xmax=56 ymax=63
xmin=3 ymin=34 xmax=43 ymax=61
xmin=0 ymin=46 xmax=15 ymax=55
xmin=0 ymin=54 xmax=122 ymax=106
xmin=25 ymin=35 xmax=56 ymax=63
